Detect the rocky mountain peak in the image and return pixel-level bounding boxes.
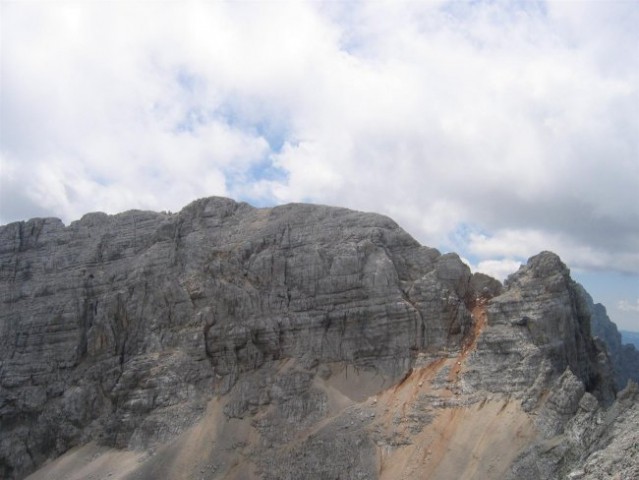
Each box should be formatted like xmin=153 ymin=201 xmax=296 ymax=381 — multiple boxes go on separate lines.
xmin=1 ymin=197 xmax=636 ymax=480
xmin=505 ymin=250 xmax=569 ymax=285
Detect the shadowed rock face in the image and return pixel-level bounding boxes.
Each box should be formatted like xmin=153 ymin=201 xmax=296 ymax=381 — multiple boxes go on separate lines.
xmin=583 ymin=287 xmax=639 ymax=390
xmin=0 ymin=197 xmax=633 ymax=480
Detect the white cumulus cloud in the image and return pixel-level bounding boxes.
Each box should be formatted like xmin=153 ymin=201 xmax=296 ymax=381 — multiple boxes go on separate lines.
xmin=1 ymin=0 xmax=637 ymax=287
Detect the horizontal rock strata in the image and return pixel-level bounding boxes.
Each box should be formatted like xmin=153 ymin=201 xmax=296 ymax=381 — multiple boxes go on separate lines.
xmin=0 ymin=197 xmax=633 ymax=480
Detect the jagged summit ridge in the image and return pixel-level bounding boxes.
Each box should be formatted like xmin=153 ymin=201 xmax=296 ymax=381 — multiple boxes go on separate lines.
xmin=0 ymin=196 xmax=636 ymax=480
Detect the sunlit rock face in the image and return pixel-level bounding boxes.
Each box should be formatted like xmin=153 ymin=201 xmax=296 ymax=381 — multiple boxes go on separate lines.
xmin=0 ymin=197 xmax=634 ymax=480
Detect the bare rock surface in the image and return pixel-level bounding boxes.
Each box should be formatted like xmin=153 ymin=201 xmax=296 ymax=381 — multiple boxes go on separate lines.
xmin=0 ymin=197 xmax=634 ymax=480
xmin=584 ymin=286 xmax=639 ymax=389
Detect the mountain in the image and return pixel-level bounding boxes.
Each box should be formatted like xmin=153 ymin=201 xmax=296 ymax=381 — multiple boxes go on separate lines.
xmin=585 ymin=294 xmax=639 ymax=390
xmin=621 ymin=330 xmax=639 ymax=350
xmin=1 ymin=197 xmax=637 ymax=480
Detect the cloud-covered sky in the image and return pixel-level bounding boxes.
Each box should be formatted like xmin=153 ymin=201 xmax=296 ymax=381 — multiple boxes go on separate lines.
xmin=1 ymin=1 xmax=638 ymax=329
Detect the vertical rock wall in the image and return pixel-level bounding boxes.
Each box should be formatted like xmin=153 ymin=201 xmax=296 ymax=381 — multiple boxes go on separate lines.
xmin=0 ymin=197 xmax=477 ymax=479
xmin=0 ymin=198 xmax=629 ymax=480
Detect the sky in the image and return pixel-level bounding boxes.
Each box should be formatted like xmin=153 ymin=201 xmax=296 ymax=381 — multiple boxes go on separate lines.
xmin=1 ymin=1 xmax=638 ymax=330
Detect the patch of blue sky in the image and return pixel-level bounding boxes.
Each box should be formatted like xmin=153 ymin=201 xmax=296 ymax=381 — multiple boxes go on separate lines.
xmin=572 ymin=270 xmax=639 ymax=305
xmin=172 ymin=68 xmax=215 ymax=134
xmin=252 ymin=120 xmax=288 ymax=153
xmin=90 ymin=174 xmax=110 ymax=187
xmin=214 ymin=100 xmax=290 ymax=154
xmin=225 ymin=155 xmax=288 ymax=208
xmin=245 ymin=157 xmax=288 ymax=184
xmin=440 ymin=0 xmax=547 ymax=19
xmin=171 ymin=73 xmax=292 ymax=151
xmin=438 ymin=0 xmax=549 ymax=50
xmin=572 ymin=269 xmax=639 ymax=331
xmin=448 ymin=222 xmax=488 ymax=250
xmin=316 ymin=2 xmax=361 ymax=54
xmin=337 ymin=33 xmax=372 ymax=60
xmin=174 ymin=107 xmax=208 ymax=134
xmin=443 ymin=223 xmax=482 ymax=266
xmin=175 ymin=68 xmax=198 ymax=94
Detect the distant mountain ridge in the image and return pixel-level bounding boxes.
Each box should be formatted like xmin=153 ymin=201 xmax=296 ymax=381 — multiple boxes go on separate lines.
xmin=1 ymin=197 xmax=637 ymax=480
xmin=621 ymin=330 xmax=639 ymax=349
xmin=586 ymin=294 xmax=639 ymax=389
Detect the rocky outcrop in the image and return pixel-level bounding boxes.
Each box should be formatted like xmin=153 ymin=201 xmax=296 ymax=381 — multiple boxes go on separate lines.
xmin=463 ymin=252 xmax=615 ymax=407
xmin=0 ymin=198 xmax=473 ymax=479
xmin=0 ymin=197 xmax=633 ymax=480
xmin=509 ymin=378 xmax=639 ymax=480
xmin=582 ymin=287 xmax=639 ymax=389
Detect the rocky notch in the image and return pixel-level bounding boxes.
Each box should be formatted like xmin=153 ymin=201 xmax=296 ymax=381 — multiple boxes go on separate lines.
xmin=0 ymin=197 xmax=635 ymax=480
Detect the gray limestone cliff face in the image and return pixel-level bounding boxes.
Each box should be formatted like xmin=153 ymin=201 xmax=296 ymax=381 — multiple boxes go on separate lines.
xmin=0 ymin=198 xmax=631 ymax=480
xmin=464 ymin=253 xmax=632 ymax=480
xmin=463 ymin=252 xmax=615 ymax=408
xmin=508 ymin=376 xmax=639 ymax=480
xmin=0 ymin=197 xmax=478 ymax=479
